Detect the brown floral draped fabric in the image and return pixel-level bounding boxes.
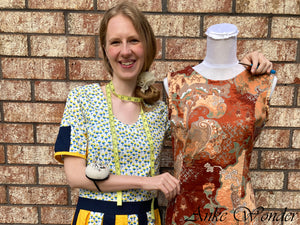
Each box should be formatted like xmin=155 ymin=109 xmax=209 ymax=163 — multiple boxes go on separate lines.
xmin=166 ymin=66 xmax=275 ymax=225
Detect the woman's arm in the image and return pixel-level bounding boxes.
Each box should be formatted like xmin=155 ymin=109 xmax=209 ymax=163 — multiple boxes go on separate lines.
xmin=240 ymin=51 xmax=273 ymax=75
xmin=63 ymin=156 xmax=180 ymax=201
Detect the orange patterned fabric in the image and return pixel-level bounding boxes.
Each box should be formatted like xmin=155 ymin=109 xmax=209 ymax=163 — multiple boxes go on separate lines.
xmin=166 ymin=66 xmax=274 ymax=225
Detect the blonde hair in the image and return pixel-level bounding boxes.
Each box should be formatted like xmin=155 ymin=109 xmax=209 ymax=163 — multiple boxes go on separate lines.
xmin=99 ymin=1 xmax=160 ymax=104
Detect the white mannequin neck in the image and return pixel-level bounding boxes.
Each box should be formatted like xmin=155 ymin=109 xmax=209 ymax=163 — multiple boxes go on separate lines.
xmin=192 ymin=36 xmax=245 ymax=80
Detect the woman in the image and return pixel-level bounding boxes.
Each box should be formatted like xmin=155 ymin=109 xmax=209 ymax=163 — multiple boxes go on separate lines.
xmin=54 ymin=2 xmax=274 ymax=225
xmin=55 ymin=2 xmax=179 ymax=224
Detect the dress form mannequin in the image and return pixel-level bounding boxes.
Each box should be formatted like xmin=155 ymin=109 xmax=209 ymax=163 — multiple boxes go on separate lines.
xmin=165 ymin=24 xmax=277 ymax=225
xmin=164 ymin=23 xmax=277 ymax=96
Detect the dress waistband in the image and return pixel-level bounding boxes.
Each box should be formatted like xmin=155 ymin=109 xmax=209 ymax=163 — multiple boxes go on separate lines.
xmin=76 ymin=197 xmax=158 ymax=214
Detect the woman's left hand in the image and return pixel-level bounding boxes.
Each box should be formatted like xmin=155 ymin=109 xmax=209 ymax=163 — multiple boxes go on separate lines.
xmin=240 ymin=51 xmax=273 ymax=75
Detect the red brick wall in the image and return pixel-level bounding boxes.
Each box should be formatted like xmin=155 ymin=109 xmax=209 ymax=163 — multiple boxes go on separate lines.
xmin=0 ymin=0 xmax=299 ymax=224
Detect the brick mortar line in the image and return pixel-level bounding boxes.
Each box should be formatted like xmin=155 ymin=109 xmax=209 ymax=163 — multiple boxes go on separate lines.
xmin=297 ymin=40 xmax=300 ymax=63
xmin=254 ymin=189 xmax=300 ymax=193
xmin=161 ymin=0 xmax=168 ymax=12
xmin=232 ymin=0 xmax=237 ymax=13
xmin=250 ymin=169 xmax=300 ymax=172
xmin=0 ymin=7 xmax=299 ymax=17
xmin=93 ymin=0 xmax=97 ymax=10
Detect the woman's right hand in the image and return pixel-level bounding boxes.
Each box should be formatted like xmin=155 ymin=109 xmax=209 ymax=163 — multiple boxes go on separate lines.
xmin=140 ymin=172 xmax=180 ymax=201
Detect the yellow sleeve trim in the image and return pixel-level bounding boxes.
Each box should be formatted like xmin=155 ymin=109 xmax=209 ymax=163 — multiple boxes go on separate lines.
xmin=54 ymin=152 xmax=86 ymax=164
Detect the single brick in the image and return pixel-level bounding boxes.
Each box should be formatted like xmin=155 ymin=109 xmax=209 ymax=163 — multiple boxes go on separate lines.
xmin=250 ymin=150 xmax=258 ymax=169
xmin=28 ymin=0 xmax=93 ymax=10
xmin=0 ymin=35 xmax=27 ymax=56
xmin=237 ymin=40 xmax=298 ymax=62
xmin=272 ymin=17 xmax=300 ymax=39
xmin=7 ymin=145 xmax=56 ymax=165
xmin=147 ymin=15 xmax=201 ymax=37
xmin=254 ymin=129 xmax=290 ymax=148
xmin=270 ymin=86 xmax=294 ymax=106
xmin=151 ymin=61 xmax=197 ymax=81
xmin=0 ymin=166 xmax=36 ymax=184
xmin=35 ymin=81 xmax=86 ymax=102
xmin=71 ymin=189 xmax=79 ymax=205
xmin=0 ymin=124 xmax=34 ymax=143
xmin=160 ymin=148 xmax=173 ymax=168
xmin=0 ymin=80 xmax=31 ymax=101
xmin=69 ymin=60 xmax=110 ymax=80
xmin=158 ymin=191 xmax=168 ymax=207
xmin=267 ymin=108 xmax=300 ymax=127
xmin=0 ymin=0 xmax=25 ymax=8
xmin=255 ymin=191 xmax=300 ymax=209
xmin=250 ymin=171 xmax=284 ymax=190
xmin=39 ymin=166 xmax=67 ymax=185
xmin=68 ymin=13 xmax=102 ymax=35
xmin=288 ymin=172 xmax=300 ymax=190
xmin=97 ymin=0 xmax=162 ymax=11
xmin=168 ymin=0 xmax=232 ymax=13
xmin=273 ymin=63 xmax=300 ymax=85
xmin=3 ymin=102 xmax=65 ymax=123
xmin=0 ymin=145 xmax=4 ymax=164
xmin=166 ymin=38 xmax=206 ymax=60
xmin=36 ymin=124 xmax=60 ymax=144
xmin=284 ymin=212 xmax=300 ymax=225
xmin=30 ymin=36 xmax=95 ymax=58
xmin=298 ymin=87 xmax=300 ymax=105
xmin=0 ymin=186 xmax=6 ymax=203
xmin=236 ymin=0 xmax=300 ymax=14
xmin=1 ymin=57 xmax=66 ymax=79
xmin=9 ymin=186 xmax=68 ymax=205
xmin=261 ymin=151 xmax=300 ymax=170
xmin=156 ymin=39 xmax=163 ymax=60
xmin=0 ymin=11 xmax=64 ymax=33
xmin=292 ymin=130 xmax=300 ymax=149
xmin=0 ymin=206 xmax=38 ymax=224
xmin=41 ymin=207 xmax=75 ymax=224
xmin=204 ymin=16 xmax=268 ymax=38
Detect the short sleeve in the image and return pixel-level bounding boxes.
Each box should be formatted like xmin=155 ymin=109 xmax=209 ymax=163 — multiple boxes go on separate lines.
xmin=54 ymin=87 xmax=87 ymax=163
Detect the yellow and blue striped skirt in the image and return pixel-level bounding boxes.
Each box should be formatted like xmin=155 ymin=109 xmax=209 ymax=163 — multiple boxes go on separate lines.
xmin=72 ymin=197 xmax=161 ymax=225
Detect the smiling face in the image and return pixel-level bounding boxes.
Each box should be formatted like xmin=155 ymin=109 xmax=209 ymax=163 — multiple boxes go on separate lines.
xmin=104 ymin=14 xmax=145 ymax=83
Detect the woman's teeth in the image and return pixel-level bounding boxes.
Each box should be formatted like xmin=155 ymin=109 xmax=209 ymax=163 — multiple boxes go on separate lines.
xmin=122 ymin=61 xmax=134 ymax=66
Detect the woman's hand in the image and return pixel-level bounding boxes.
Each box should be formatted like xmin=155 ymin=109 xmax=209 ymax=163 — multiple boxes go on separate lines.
xmin=240 ymin=51 xmax=273 ymax=75
xmin=140 ymin=172 xmax=180 ymax=201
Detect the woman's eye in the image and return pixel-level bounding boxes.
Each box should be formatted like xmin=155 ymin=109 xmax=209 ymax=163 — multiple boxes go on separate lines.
xmin=111 ymin=41 xmax=120 ymax=45
xmin=130 ymin=39 xmax=139 ymax=43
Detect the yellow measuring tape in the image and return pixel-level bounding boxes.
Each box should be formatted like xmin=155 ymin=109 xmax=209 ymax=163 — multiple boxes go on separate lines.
xmin=106 ymin=81 xmax=156 ymax=219
xmin=109 ymin=82 xmax=142 ymax=103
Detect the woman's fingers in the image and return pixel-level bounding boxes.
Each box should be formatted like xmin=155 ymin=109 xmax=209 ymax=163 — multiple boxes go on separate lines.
xmin=161 ymin=173 xmax=179 ymax=200
xmin=142 ymin=172 xmax=180 ymax=200
xmin=241 ymin=51 xmax=273 ymax=75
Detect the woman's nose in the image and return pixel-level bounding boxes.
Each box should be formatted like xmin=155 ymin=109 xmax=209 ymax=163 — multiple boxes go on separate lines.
xmin=120 ymin=43 xmax=131 ymax=56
